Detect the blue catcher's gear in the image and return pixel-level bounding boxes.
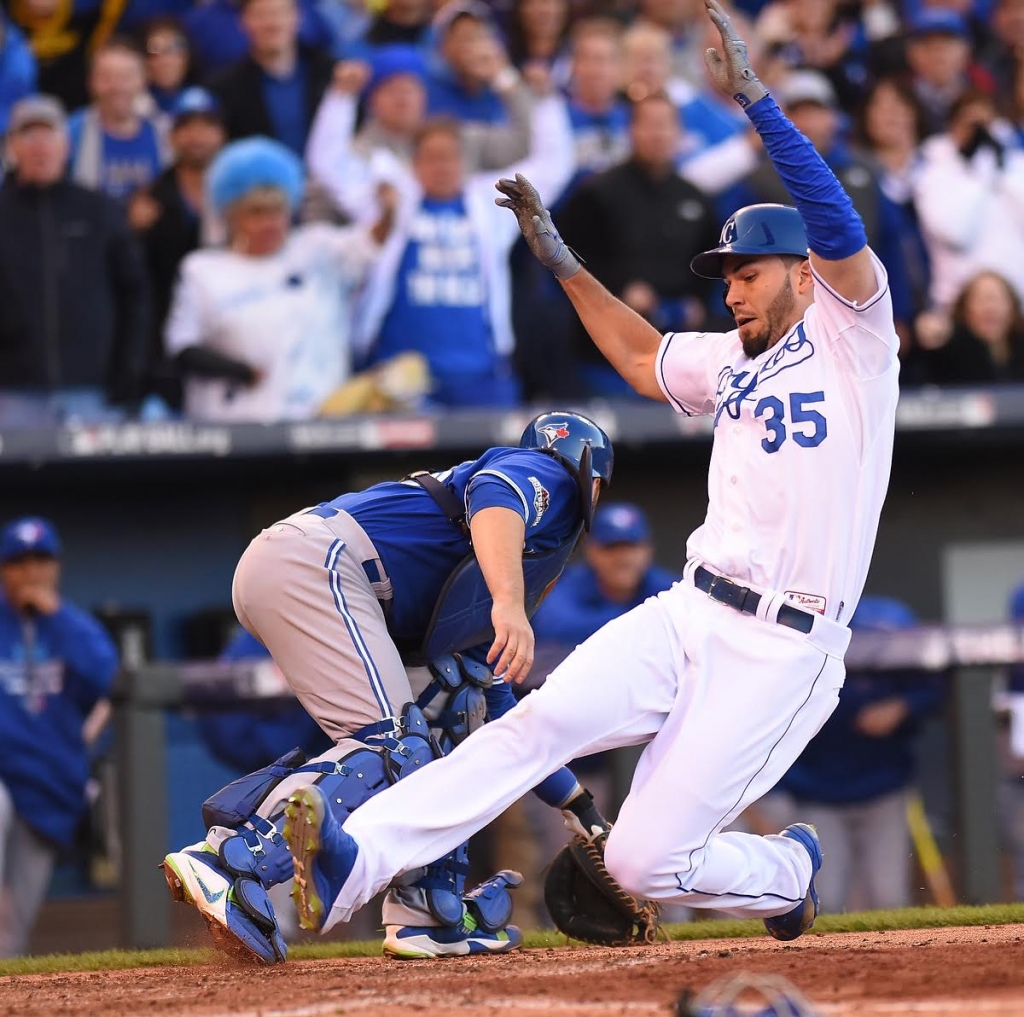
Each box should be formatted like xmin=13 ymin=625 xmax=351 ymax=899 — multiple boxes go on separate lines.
xmin=161 ymin=842 xmax=288 ymax=965
xmin=416 ymin=653 xmax=490 ymax=752
xmin=681 ymin=973 xmax=821 ymax=1016
xmin=763 ymin=824 xmax=822 ymax=942
xmin=167 ymin=706 xmax=439 ymax=962
xmin=689 ymin=204 xmax=809 ymax=280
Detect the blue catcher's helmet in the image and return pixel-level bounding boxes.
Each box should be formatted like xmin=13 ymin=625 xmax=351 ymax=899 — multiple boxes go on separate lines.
xmin=690 ymin=204 xmax=809 ymax=280
xmin=519 ymin=411 xmax=613 ymax=486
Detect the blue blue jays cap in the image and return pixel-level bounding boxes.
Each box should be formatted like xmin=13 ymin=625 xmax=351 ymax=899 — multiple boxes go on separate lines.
xmin=909 ymin=8 xmax=969 ymax=39
xmin=590 ymin=503 xmax=650 ymax=547
xmin=171 ymin=86 xmax=222 ymax=126
xmin=366 ymin=45 xmax=428 ymax=98
xmin=0 ymin=517 xmax=61 ymax=562
xmin=850 ymin=595 xmax=917 ymax=632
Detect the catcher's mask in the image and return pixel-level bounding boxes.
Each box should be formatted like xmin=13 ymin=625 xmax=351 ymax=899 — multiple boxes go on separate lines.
xmin=678 ymin=973 xmax=821 ymax=1017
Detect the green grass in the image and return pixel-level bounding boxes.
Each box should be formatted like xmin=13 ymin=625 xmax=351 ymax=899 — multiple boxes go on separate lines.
xmin=3 ymin=903 xmax=1023 ymax=979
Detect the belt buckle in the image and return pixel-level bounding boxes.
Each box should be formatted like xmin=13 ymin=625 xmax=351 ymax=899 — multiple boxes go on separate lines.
xmin=705 ymin=573 xmax=729 ymax=600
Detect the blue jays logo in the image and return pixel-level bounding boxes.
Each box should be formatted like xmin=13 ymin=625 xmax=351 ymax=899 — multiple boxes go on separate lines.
xmin=15 ymin=521 xmax=45 ymax=544
xmin=537 ymin=422 xmax=570 ymax=447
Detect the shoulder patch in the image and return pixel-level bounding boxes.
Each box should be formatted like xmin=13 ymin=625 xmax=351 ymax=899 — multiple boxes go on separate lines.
xmin=528 ymin=476 xmax=549 ymax=527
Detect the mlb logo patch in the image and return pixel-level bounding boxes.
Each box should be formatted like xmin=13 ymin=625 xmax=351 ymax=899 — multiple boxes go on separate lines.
xmin=785 ymin=591 xmax=827 ymax=615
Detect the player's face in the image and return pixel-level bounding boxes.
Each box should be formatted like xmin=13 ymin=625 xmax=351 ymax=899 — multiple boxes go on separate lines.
xmin=721 ymin=255 xmax=810 ymax=359
xmin=585 ymin=541 xmax=653 ymax=601
xmin=1 ymin=554 xmax=59 ymax=604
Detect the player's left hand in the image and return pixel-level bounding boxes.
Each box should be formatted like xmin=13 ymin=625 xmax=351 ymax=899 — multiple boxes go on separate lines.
xmin=495 ymin=174 xmax=581 ymax=280
xmin=703 ymin=0 xmax=767 ymax=108
xmin=487 ymin=599 xmax=535 ymax=684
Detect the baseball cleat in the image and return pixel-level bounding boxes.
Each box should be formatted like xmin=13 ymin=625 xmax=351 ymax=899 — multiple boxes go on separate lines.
xmin=161 ymin=842 xmax=287 ymax=964
xmin=283 ymin=785 xmax=359 ymax=934
xmin=382 ymin=916 xmax=523 ymax=959
xmin=763 ymin=823 xmax=822 ymax=942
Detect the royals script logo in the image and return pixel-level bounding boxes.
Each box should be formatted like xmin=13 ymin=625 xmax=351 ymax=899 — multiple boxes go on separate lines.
xmin=713 ymin=323 xmax=816 ymax=426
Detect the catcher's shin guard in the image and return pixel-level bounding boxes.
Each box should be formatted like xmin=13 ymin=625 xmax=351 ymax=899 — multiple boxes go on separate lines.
xmin=161 ymin=842 xmax=288 ymax=965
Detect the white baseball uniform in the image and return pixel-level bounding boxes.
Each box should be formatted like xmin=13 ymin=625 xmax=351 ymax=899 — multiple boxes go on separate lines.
xmin=318 ymin=252 xmax=900 ymax=930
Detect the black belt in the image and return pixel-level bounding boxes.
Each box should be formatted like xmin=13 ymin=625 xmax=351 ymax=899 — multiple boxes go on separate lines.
xmin=692 ymin=566 xmax=814 ymax=635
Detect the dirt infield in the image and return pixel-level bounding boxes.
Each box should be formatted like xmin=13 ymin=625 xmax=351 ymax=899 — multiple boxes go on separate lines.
xmin=2 ymin=923 xmax=1023 ymax=1017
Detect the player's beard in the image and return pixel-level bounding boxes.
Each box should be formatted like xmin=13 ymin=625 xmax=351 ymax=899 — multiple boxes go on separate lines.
xmin=739 ymin=275 xmax=798 ymax=359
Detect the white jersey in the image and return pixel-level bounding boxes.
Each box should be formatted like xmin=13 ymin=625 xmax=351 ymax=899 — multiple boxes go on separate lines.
xmin=656 ymin=253 xmax=899 ymax=627
xmin=165 ymin=224 xmax=379 ymax=423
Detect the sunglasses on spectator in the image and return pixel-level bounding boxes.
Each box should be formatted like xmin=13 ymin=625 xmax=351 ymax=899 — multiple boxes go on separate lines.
xmin=147 ymin=37 xmax=187 ymax=56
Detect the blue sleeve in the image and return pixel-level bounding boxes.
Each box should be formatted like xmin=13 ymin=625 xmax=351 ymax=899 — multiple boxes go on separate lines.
xmin=46 ymin=606 xmax=118 ymax=710
xmin=466 ymin=452 xmax=578 ymax=538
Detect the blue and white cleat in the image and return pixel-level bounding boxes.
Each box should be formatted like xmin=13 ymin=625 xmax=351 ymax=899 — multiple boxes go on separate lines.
xmin=282 ymin=785 xmax=359 ymax=934
xmin=382 ymin=917 xmax=523 ymax=959
xmin=161 ymin=842 xmax=287 ymax=964
xmin=763 ymin=823 xmax=822 ymax=942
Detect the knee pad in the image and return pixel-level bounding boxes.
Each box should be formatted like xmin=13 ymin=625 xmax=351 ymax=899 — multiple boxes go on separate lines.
xmin=380 ymin=704 xmax=440 ymax=782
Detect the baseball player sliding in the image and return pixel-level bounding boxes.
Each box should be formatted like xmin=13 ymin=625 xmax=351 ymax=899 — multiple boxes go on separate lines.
xmin=161 ymin=412 xmax=620 ymax=962
xmin=279 ymin=0 xmax=900 ymax=941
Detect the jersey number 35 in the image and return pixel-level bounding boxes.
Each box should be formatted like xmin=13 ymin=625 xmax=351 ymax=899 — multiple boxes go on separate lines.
xmin=754 ymin=391 xmax=827 ymax=454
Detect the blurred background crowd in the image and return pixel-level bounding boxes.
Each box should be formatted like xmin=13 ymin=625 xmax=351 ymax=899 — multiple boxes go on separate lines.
xmin=1 ymin=0 xmax=1023 ymax=426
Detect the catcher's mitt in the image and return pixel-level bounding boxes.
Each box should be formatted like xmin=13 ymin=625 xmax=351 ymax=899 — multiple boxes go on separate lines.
xmin=543 ymin=831 xmax=661 ymax=946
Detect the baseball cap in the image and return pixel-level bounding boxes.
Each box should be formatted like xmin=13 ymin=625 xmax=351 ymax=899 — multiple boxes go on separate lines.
xmin=776 ymin=69 xmax=838 ymax=111
xmin=366 ymin=45 xmax=428 ymax=97
xmin=171 ymin=87 xmax=222 ymax=126
xmin=908 ymin=8 xmax=969 ymax=39
xmin=433 ymin=0 xmax=493 ymax=36
xmin=0 ymin=518 xmax=61 ymax=562
xmin=7 ymin=95 xmax=66 ymax=135
xmin=589 ymin=503 xmax=650 ymax=547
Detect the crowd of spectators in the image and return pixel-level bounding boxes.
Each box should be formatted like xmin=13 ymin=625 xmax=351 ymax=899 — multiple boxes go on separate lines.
xmin=1 ymin=0 xmax=1024 ymax=425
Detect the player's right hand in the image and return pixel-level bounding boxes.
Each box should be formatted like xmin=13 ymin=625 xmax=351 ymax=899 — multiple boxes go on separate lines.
xmin=487 ymin=600 xmax=535 ymax=685
xmin=494 ymin=174 xmax=581 ymax=280
xmin=703 ymin=0 xmax=767 ymax=109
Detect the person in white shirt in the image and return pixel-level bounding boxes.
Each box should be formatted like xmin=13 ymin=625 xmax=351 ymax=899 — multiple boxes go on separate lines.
xmin=164 ymin=137 xmax=395 ymax=423
xmin=276 ymin=0 xmax=901 ymax=946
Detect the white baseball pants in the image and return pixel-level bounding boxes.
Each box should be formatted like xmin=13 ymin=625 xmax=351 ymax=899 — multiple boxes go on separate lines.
xmin=325 ymin=575 xmax=850 ymax=930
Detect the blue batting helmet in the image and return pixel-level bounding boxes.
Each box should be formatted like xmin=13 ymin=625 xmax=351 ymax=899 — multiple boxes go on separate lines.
xmin=519 ymin=411 xmax=613 ymax=485
xmin=690 ymin=204 xmax=809 ymax=280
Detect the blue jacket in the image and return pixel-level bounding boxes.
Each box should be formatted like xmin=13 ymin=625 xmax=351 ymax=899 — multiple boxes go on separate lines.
xmin=0 ymin=597 xmax=118 ymax=846
xmin=0 ymin=18 xmax=37 ymax=137
xmin=532 ymin=561 xmax=679 ymax=648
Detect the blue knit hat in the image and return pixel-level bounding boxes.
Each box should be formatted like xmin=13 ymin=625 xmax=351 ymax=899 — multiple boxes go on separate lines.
xmin=207 ymin=136 xmax=305 ymax=216
xmin=366 ymin=45 xmax=428 ymax=98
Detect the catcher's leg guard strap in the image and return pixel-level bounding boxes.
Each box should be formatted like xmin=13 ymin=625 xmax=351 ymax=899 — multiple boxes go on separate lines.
xmin=220 ymin=816 xmax=294 ymax=888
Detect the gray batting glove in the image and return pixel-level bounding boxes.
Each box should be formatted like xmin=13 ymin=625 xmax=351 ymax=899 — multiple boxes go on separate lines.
xmin=495 ymin=173 xmax=581 ymax=280
xmin=703 ymin=0 xmax=768 ymax=109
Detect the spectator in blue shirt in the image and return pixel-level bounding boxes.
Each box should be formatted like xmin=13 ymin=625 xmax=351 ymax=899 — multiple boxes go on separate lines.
xmin=208 ymin=0 xmax=336 ymax=157
xmin=0 ymin=517 xmax=119 ymax=957
xmin=0 ymin=13 xmax=36 ymax=137
xmin=68 ymin=38 xmax=170 ymax=202
xmin=776 ymin=596 xmax=943 ymax=912
xmin=532 ymin=502 xmax=678 ymax=650
xmin=428 ymin=0 xmax=511 ymax=125
xmin=184 ymin=0 xmax=336 ymax=79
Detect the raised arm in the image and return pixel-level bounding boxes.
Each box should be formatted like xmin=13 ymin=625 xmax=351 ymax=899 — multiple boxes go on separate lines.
xmin=494 ymin=174 xmax=667 ymax=400
xmin=703 ymin=0 xmax=878 ymax=305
